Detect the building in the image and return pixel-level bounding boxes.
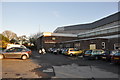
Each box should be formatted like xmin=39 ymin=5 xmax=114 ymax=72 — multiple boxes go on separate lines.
xmin=36 ymin=32 xmax=78 ymax=51
xmin=56 ymin=12 xmax=120 ymax=50
xmin=54 ymin=23 xmax=94 ymax=34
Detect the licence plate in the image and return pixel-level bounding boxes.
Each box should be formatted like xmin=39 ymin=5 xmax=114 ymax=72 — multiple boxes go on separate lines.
xmin=114 ymin=57 xmax=119 ymax=60
xmin=85 ymin=54 xmax=90 ymax=56
xmin=102 ymin=57 xmax=106 ymax=59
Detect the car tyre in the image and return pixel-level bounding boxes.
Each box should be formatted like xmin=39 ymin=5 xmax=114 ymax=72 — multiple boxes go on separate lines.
xmin=21 ymin=55 xmax=27 ymax=60
xmin=70 ymin=53 xmax=73 ymax=57
xmin=0 ymin=55 xmax=4 ymax=59
xmin=95 ymin=56 xmax=98 ymax=60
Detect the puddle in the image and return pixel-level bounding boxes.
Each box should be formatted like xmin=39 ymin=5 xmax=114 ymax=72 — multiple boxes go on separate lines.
xmin=31 ymin=63 xmax=55 ymax=78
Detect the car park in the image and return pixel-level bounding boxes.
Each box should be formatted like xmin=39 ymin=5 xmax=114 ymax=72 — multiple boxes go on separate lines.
xmin=0 ymin=47 xmax=32 ymax=60
xmin=63 ymin=48 xmax=83 ymax=56
xmin=111 ymin=51 xmax=120 ymax=64
xmin=83 ymin=49 xmax=104 ymax=60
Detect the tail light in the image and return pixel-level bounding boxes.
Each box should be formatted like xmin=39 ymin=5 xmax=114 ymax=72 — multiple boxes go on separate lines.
xmin=26 ymin=51 xmax=32 ymax=54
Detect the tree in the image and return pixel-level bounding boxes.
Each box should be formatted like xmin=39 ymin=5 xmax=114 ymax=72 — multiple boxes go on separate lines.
xmin=0 ymin=34 xmax=9 ymax=42
xmin=0 ymin=34 xmax=10 ymax=48
xmin=29 ymin=32 xmax=41 ymax=46
xmin=18 ymin=35 xmax=29 ymax=45
xmin=10 ymin=38 xmax=17 ymax=44
xmin=2 ymin=30 xmax=18 ymax=40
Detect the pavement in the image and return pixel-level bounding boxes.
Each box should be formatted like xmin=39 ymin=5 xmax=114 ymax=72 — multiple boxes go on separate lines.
xmin=1 ymin=51 xmax=120 ymax=80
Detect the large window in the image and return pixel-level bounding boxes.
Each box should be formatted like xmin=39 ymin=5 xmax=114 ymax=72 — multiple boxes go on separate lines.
xmin=78 ymin=26 xmax=119 ymax=38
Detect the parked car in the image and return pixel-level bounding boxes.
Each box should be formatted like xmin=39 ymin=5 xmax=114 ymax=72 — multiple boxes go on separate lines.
xmin=6 ymin=44 xmax=26 ymax=49
xmin=53 ymin=48 xmax=58 ymax=54
xmin=48 ymin=48 xmax=54 ymax=53
xmin=111 ymin=51 xmax=120 ymax=64
xmin=100 ymin=50 xmax=118 ymax=61
xmin=80 ymin=49 xmax=89 ymax=57
xmin=63 ymin=48 xmax=83 ymax=56
xmin=0 ymin=47 xmax=32 ymax=60
xmin=61 ymin=48 xmax=67 ymax=54
xmin=83 ymin=49 xmax=104 ymax=60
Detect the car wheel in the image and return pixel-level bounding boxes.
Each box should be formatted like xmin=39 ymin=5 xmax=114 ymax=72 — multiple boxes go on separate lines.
xmin=95 ymin=56 xmax=98 ymax=60
xmin=0 ymin=55 xmax=4 ymax=59
xmin=21 ymin=55 xmax=27 ymax=60
xmin=70 ymin=53 xmax=73 ymax=56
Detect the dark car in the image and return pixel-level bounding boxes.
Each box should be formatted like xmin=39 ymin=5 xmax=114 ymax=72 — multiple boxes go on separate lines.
xmin=100 ymin=50 xmax=118 ymax=61
xmin=0 ymin=47 xmax=32 ymax=60
xmin=83 ymin=49 xmax=104 ymax=60
xmin=111 ymin=51 xmax=120 ymax=64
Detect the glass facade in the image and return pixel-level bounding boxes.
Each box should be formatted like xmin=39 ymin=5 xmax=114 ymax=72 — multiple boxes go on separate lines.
xmin=78 ymin=20 xmax=119 ymax=38
xmin=78 ymin=25 xmax=119 ymax=38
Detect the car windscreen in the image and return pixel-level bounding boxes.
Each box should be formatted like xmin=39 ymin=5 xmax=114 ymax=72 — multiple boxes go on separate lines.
xmin=114 ymin=52 xmax=120 ymax=56
xmin=70 ymin=49 xmax=79 ymax=51
xmin=111 ymin=50 xmax=119 ymax=55
xmin=85 ymin=50 xmax=92 ymax=54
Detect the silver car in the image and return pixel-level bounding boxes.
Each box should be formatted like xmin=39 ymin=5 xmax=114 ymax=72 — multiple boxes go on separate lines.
xmin=0 ymin=47 xmax=31 ymax=60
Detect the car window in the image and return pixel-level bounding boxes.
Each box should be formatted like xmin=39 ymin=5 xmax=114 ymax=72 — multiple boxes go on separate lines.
xmin=70 ymin=49 xmax=79 ymax=51
xmin=93 ymin=50 xmax=97 ymax=54
xmin=15 ymin=48 xmax=23 ymax=52
xmin=114 ymin=52 xmax=120 ymax=56
xmin=9 ymin=48 xmax=22 ymax=52
xmin=97 ymin=50 xmax=103 ymax=54
xmin=6 ymin=48 xmax=15 ymax=52
xmin=93 ymin=50 xmax=103 ymax=54
xmin=22 ymin=48 xmax=27 ymax=52
xmin=85 ymin=50 xmax=92 ymax=54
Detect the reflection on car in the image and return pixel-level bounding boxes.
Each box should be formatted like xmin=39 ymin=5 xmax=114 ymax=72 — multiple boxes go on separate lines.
xmin=0 ymin=47 xmax=32 ymax=60
xmin=63 ymin=48 xmax=83 ymax=56
xmin=83 ymin=49 xmax=104 ymax=60
xmin=100 ymin=50 xmax=118 ymax=61
xmin=111 ymin=51 xmax=120 ymax=64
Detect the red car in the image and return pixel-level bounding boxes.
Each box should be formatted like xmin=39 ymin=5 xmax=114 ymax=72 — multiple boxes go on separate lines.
xmin=111 ymin=51 xmax=120 ymax=64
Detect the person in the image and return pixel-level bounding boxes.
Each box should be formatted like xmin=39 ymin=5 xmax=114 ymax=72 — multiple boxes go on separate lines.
xmin=39 ymin=49 xmax=42 ymax=54
xmin=39 ymin=48 xmax=46 ymax=54
xmin=42 ymin=48 xmax=46 ymax=54
xmin=39 ymin=48 xmax=42 ymax=54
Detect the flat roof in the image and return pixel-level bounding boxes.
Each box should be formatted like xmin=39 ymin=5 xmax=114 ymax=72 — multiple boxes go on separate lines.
xmin=38 ymin=32 xmax=77 ymax=38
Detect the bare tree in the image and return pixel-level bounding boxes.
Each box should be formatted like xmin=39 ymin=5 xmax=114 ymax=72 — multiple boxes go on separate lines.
xmin=2 ymin=30 xmax=18 ymax=40
xmin=29 ymin=32 xmax=41 ymax=46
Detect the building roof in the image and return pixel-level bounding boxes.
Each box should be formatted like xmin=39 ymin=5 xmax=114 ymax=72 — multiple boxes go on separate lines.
xmin=38 ymin=32 xmax=77 ymax=38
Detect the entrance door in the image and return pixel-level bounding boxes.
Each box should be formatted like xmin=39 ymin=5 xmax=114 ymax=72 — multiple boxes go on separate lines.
xmin=90 ymin=44 xmax=96 ymax=49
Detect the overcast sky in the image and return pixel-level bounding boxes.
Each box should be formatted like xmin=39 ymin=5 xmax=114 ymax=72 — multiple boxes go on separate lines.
xmin=0 ymin=1 xmax=119 ymax=37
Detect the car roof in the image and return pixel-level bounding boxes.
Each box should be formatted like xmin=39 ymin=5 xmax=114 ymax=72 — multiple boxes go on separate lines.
xmin=7 ymin=47 xmax=25 ymax=49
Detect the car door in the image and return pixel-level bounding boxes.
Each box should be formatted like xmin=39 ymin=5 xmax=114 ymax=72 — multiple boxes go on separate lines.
xmin=4 ymin=48 xmax=16 ymax=58
xmin=11 ymin=48 xmax=23 ymax=58
xmin=4 ymin=47 xmax=23 ymax=58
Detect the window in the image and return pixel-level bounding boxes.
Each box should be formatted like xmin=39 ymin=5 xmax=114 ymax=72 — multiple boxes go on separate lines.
xmin=52 ymin=37 xmax=56 ymax=40
xmin=6 ymin=48 xmax=15 ymax=52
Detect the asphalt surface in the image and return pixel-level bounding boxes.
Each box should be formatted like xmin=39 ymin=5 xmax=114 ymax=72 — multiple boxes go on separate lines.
xmin=1 ymin=50 xmax=120 ymax=80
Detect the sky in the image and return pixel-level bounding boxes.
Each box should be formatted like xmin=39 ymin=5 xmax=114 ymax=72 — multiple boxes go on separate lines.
xmin=0 ymin=1 xmax=119 ymax=37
